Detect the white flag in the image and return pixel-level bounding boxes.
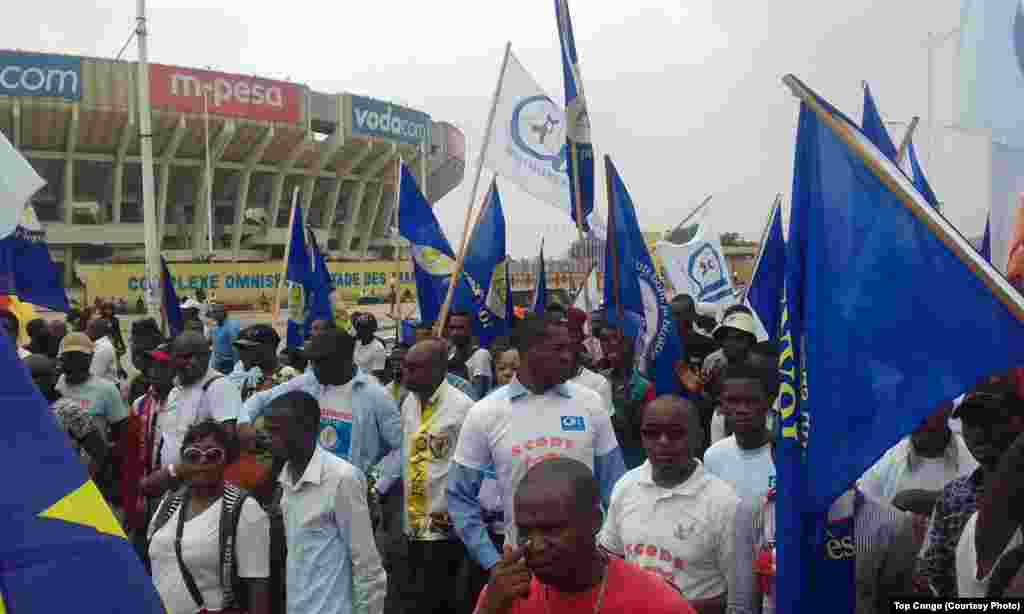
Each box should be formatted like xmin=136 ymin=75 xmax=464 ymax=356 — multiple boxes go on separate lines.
xmin=484 ymin=51 xmax=573 ymax=216
xmin=655 ymin=206 xmax=736 ymax=307
xmin=0 ymin=131 xmax=44 ymax=240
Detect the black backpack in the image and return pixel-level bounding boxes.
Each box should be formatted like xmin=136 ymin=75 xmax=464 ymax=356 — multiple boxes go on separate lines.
xmin=148 ymin=484 xmax=251 ymax=610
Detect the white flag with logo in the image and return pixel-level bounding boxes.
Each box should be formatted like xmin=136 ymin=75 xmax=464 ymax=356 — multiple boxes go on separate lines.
xmin=484 ymin=51 xmax=573 ymax=216
xmin=655 ymin=206 xmax=736 ymax=307
xmin=0 ymin=131 xmax=44 ymax=240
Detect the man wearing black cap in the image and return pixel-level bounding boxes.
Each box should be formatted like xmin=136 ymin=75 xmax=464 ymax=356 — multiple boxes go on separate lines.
xmin=238 ymin=328 xmax=401 ymax=477
xmin=671 ymin=294 xmax=718 ymax=372
xmin=230 ymin=324 xmax=284 ymax=402
xmin=916 ymin=378 xmax=1024 ymax=597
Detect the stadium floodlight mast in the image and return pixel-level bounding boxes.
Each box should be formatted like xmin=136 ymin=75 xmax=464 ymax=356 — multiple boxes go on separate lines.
xmin=136 ymin=0 xmax=162 ymax=322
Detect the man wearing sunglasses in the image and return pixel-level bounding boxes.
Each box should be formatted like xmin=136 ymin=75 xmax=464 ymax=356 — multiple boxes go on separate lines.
xmin=916 ymin=378 xmax=1024 ymax=597
xmin=600 ymin=395 xmax=739 ymax=614
xmin=156 ymin=331 xmax=243 ymax=472
xmin=239 ymin=328 xmax=401 ymax=478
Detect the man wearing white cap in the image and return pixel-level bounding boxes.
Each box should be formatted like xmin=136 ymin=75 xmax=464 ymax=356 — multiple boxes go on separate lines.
xmin=702 ymin=307 xmax=759 ymax=446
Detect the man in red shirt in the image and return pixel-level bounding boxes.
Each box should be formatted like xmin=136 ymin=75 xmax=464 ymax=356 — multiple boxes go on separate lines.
xmin=475 ymin=457 xmax=693 ymax=614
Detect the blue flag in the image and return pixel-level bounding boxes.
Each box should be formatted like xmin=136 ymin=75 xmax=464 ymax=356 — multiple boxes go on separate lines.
xmin=284 ymin=203 xmax=312 ymax=348
xmin=462 ymin=180 xmax=511 ymax=347
xmin=907 ymin=139 xmax=940 ymax=209
xmin=400 ymin=319 xmax=418 ymax=346
xmin=0 ymin=333 xmax=164 ymax=612
xmin=555 ymin=0 xmax=594 ymax=231
xmin=860 ymin=82 xmax=898 ymax=162
xmin=776 ymin=75 xmax=1024 ymax=614
xmin=603 ymin=156 xmax=685 ymax=395
xmin=746 ymin=197 xmax=785 ymax=341
xmin=398 ymin=162 xmax=458 ymax=327
xmin=532 ymin=241 xmax=548 ymax=314
xmin=0 ymin=204 xmax=69 ymax=312
xmin=306 ymin=229 xmax=335 ymax=337
xmin=161 ymin=257 xmax=184 ymax=338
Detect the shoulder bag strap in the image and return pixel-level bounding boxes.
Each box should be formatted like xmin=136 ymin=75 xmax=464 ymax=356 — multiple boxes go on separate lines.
xmin=218 ymin=484 xmax=249 ymax=608
xmin=173 ymin=490 xmax=206 ymax=609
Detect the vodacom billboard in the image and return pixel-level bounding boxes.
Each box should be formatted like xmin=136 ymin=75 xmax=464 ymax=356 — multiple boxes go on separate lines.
xmin=149 ymin=64 xmax=302 ymax=123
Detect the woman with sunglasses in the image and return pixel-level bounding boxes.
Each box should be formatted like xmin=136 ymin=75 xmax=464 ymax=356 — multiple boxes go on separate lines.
xmin=147 ymin=421 xmax=271 ymax=614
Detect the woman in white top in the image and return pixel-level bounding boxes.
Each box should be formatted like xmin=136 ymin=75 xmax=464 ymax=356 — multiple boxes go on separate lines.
xmin=148 ymin=421 xmax=271 ymax=614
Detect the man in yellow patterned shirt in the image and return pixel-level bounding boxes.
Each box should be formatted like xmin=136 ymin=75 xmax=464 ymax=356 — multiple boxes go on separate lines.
xmin=398 ymin=338 xmax=475 ymax=613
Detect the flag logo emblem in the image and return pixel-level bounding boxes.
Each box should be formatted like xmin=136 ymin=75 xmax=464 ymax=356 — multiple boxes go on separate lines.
xmin=560 ymin=415 xmax=585 ymax=431
xmin=511 ymin=95 xmax=568 ymax=171
xmin=411 ymin=245 xmax=455 ymax=277
xmin=485 ymin=258 xmax=509 ymax=319
xmin=687 ymin=243 xmax=729 ymax=302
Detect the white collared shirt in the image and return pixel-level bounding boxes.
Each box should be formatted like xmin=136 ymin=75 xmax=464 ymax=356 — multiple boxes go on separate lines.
xmin=401 ymin=380 xmax=474 ymax=541
xmin=601 ymin=461 xmax=739 ymax=600
xmin=280 ymin=446 xmax=386 ymax=614
xmin=569 ymin=367 xmax=613 ymax=415
xmin=453 ymin=377 xmax=618 ymax=547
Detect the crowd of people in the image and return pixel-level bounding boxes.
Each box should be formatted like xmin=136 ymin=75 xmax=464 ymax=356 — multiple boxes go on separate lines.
xmin=4 ymin=294 xmax=1024 ymax=613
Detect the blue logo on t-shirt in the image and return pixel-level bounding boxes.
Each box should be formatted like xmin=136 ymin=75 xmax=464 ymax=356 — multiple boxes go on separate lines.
xmin=560 ymin=416 xmax=585 ymax=432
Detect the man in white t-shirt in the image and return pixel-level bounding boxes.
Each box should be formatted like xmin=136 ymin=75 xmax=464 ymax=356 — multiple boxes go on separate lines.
xmin=447 ymin=313 xmax=626 ymax=577
xmin=859 ymin=404 xmax=977 ymax=507
xmin=445 ymin=310 xmax=493 ymax=399
xmin=703 ymin=363 xmax=776 ymax=503
xmin=158 ymin=332 xmax=242 ymax=468
xmin=352 ymin=313 xmax=387 ymax=378
xmin=87 ymin=318 xmax=121 ymax=384
xmin=601 ymin=395 xmax=739 ymax=612
xmin=957 ymin=427 xmax=1024 ymax=598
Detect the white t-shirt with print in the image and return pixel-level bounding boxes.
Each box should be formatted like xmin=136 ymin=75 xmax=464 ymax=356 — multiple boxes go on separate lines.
xmin=453 ymin=379 xmax=618 ymax=547
xmin=570 ymin=367 xmax=613 ymax=415
xmin=158 ymin=371 xmax=243 ymax=467
xmin=353 ymin=338 xmax=388 ymax=374
xmin=957 ymin=511 xmax=1024 ymax=598
xmin=703 ymin=436 xmax=776 ymax=504
xmin=600 ymin=461 xmax=740 ymax=600
xmin=318 ymin=379 xmax=356 ymax=460
xmin=148 ymin=498 xmax=270 ymax=614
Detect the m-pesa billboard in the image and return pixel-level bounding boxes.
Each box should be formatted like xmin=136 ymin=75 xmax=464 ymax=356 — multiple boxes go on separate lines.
xmin=149 ymin=64 xmax=302 ymax=123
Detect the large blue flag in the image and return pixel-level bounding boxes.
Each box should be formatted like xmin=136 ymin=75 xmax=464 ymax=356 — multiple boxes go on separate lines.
xmin=0 ymin=330 xmax=164 ymax=612
xmin=555 ymin=0 xmax=594 ymax=231
xmin=307 ymin=229 xmax=335 ymax=336
xmin=776 ymin=75 xmax=1024 ymax=614
xmin=0 ymin=204 xmax=69 ymax=312
xmin=281 ymin=208 xmax=333 ymax=348
xmin=161 ymin=256 xmax=184 ymax=338
xmin=532 ymin=241 xmax=548 ymax=314
xmin=907 ymin=139 xmax=940 ymax=210
xmin=860 ymin=82 xmax=898 ymax=162
xmin=462 ymin=179 xmax=511 ymax=347
xmin=398 ymin=162 xmax=459 ymax=327
xmin=745 ymin=196 xmax=785 ymax=341
xmin=603 ymin=156 xmax=685 ymax=395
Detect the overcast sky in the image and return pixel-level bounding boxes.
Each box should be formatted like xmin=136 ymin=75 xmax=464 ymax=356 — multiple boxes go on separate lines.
xmin=7 ymin=0 xmax=972 ymax=257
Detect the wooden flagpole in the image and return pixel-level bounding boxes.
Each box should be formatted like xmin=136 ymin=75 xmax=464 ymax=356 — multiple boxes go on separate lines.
xmin=434 ymin=42 xmax=512 ymax=337
xmin=895 ymin=116 xmax=920 ymax=167
xmin=782 ymin=74 xmax=1024 ymax=323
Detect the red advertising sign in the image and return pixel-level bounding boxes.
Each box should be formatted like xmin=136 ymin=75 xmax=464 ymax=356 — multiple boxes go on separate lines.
xmin=148 ymin=64 xmax=302 ymax=123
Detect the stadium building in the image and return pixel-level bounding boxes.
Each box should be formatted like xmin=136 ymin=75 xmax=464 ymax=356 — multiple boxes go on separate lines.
xmin=0 ymin=50 xmax=466 ymax=289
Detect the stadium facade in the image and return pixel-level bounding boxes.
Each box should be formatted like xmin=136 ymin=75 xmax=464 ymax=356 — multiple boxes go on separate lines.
xmin=0 ymin=50 xmax=466 ymax=287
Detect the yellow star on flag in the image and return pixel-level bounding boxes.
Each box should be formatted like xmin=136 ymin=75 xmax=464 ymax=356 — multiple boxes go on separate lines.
xmin=38 ymin=480 xmax=127 ymax=539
